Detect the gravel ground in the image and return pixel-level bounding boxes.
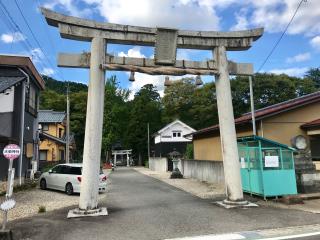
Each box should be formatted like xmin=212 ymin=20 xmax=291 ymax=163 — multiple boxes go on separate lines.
xmin=133 ymin=167 xmax=225 ymax=199
xmin=0 ymin=170 xmax=111 ymax=222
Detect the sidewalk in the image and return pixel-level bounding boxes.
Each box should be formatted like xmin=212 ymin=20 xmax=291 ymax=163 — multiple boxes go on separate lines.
xmin=134 ymin=167 xmax=225 ymax=199
xmin=134 ymin=167 xmax=320 ymax=215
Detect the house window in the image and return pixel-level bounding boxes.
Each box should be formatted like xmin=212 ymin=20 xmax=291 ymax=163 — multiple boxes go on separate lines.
xmin=26 ymin=84 xmax=37 ymax=116
xmin=39 ymin=150 xmax=47 ymax=161
xmin=172 ymin=131 xmax=181 ymax=138
xmin=42 ymin=124 xmax=49 ymax=131
xmin=59 ymin=128 xmax=62 ymax=138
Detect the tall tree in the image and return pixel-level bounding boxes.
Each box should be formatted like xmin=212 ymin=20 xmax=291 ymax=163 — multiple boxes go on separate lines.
xmin=162 ymin=78 xmax=197 ymax=125
xmin=305 ymin=68 xmax=320 ymax=89
xmin=126 ymin=84 xmax=162 ymax=164
xmin=102 ymin=76 xmax=130 ymax=159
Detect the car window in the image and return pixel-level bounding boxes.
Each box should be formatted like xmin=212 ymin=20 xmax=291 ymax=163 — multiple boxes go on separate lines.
xmin=69 ymin=167 xmax=82 ymax=175
xmin=61 ymin=166 xmax=70 ymax=174
xmin=51 ymin=165 xmax=62 ymax=174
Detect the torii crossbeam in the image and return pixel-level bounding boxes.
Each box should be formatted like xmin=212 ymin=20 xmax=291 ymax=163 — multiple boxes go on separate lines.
xmin=41 ymin=8 xmax=263 ymax=216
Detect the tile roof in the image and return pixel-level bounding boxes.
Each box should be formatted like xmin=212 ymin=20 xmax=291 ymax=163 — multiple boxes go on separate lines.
xmin=301 ymin=118 xmax=320 ymax=129
xmin=189 ymin=91 xmax=320 ymax=137
xmin=39 ymin=132 xmax=66 ymax=145
xmin=38 ymin=110 xmax=66 ymax=123
xmin=0 ymin=76 xmax=25 ymax=93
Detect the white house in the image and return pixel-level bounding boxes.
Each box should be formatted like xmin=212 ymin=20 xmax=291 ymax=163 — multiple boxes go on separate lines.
xmin=152 ymin=120 xmax=196 ymax=159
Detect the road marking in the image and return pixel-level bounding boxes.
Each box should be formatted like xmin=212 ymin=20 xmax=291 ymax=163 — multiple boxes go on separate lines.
xmin=259 ymin=231 xmax=320 ymax=240
xmin=165 ymin=230 xmax=320 ymax=240
xmin=165 ymin=233 xmax=245 ymax=240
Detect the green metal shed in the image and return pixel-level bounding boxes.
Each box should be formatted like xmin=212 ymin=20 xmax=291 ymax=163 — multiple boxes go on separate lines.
xmin=237 ymin=135 xmax=297 ymax=199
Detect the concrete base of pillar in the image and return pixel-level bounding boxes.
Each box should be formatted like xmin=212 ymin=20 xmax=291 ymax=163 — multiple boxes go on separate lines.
xmin=215 ymin=199 xmax=258 ymax=209
xmin=67 ymin=207 xmax=108 ymax=218
xmin=0 ymin=229 xmax=13 ymax=240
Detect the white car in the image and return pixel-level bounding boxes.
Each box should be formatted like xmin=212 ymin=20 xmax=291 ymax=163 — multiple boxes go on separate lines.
xmin=39 ymin=163 xmax=107 ymax=195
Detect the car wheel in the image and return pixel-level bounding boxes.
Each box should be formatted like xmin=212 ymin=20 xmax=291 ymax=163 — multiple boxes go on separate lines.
xmin=40 ymin=179 xmax=47 ymax=190
xmin=65 ymin=183 xmax=74 ymax=195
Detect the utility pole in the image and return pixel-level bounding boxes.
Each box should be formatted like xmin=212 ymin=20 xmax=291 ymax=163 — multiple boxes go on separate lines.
xmin=249 ymin=75 xmax=256 ymax=135
xmin=66 ymin=84 xmax=70 ymax=163
xmin=147 ymin=123 xmax=150 ymax=161
xmin=18 ymin=68 xmax=28 ymax=186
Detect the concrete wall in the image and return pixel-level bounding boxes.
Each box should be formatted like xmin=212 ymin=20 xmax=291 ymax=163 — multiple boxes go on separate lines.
xmin=149 ymin=157 xmax=167 ymax=172
xmin=180 ymin=159 xmax=225 ymax=184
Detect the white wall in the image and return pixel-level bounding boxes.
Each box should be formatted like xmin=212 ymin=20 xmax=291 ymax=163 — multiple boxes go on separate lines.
xmin=155 ymin=122 xmax=194 ymax=143
xmin=180 ymin=160 xmax=225 ymax=184
xmin=0 ymin=87 xmax=14 ymax=113
xmin=149 ymin=157 xmax=168 ymax=172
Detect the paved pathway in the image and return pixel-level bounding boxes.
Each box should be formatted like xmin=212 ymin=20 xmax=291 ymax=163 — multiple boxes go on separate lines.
xmin=9 ymin=168 xmax=320 ymax=240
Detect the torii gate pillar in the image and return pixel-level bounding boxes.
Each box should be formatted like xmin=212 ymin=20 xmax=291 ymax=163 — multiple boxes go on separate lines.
xmin=78 ymin=37 xmax=107 ymax=212
xmin=214 ymin=46 xmax=244 ymax=203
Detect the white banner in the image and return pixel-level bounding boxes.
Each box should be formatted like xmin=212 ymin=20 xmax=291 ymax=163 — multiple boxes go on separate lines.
xmin=265 ymin=156 xmax=279 ymax=168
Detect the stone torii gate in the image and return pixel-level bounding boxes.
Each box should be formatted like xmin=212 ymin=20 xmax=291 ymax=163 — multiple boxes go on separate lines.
xmin=112 ymin=149 xmax=132 ymax=167
xmin=41 ymin=8 xmax=263 ymax=215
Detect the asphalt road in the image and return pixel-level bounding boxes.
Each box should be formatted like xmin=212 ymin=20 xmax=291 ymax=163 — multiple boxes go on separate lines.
xmin=9 ymin=168 xmax=320 ymax=240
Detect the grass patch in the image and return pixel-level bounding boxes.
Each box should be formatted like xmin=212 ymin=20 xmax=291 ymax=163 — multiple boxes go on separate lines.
xmin=0 ymin=181 xmax=37 ymax=196
xmin=38 ymin=205 xmax=46 ymax=213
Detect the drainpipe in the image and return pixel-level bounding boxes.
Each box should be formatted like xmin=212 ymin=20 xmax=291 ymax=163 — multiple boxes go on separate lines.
xmin=249 ymin=75 xmax=256 ymax=136
xmin=18 ymin=68 xmax=29 ymax=186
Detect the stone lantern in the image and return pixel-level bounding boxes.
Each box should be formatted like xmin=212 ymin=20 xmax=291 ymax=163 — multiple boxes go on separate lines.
xmin=168 ymin=150 xmax=183 ymax=179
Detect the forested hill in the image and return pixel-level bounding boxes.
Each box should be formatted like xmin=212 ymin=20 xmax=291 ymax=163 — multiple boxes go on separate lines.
xmin=42 ymin=75 xmax=87 ymax=94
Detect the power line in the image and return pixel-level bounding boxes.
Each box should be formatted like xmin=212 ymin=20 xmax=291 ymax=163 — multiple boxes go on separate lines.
xmin=256 ymin=0 xmax=307 ymax=73
xmin=0 ymin=1 xmax=48 ymax=71
xmin=13 ymin=0 xmax=63 ymax=78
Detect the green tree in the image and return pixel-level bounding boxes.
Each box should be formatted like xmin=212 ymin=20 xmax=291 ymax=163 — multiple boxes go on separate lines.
xmin=39 ymin=89 xmax=66 ymax=111
xmin=162 ymin=78 xmax=197 ymax=125
xmin=69 ymin=91 xmax=88 ymax=159
xmin=305 ymin=68 xmax=320 ymax=89
xmin=102 ymin=76 xmax=130 ymax=160
xmin=126 ymin=84 xmax=162 ymax=164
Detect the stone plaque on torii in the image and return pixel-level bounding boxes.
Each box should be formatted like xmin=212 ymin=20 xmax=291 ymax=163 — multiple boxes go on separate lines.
xmin=41 ymin=8 xmax=263 ymax=216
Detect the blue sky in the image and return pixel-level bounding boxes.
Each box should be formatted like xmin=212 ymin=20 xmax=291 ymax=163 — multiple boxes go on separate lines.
xmin=0 ymin=0 xmax=319 ymax=97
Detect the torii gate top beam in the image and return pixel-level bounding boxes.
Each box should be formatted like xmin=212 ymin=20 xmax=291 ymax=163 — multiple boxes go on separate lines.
xmin=41 ymin=8 xmax=263 ymax=51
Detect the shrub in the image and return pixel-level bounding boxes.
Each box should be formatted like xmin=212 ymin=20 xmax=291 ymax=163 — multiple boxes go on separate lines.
xmin=185 ymin=144 xmax=194 ymax=160
xmin=38 ymin=206 xmax=46 ymax=213
xmin=144 ymin=160 xmax=149 ymax=168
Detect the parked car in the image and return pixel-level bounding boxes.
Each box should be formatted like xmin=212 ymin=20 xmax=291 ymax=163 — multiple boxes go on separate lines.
xmin=39 ymin=163 xmax=107 ymax=195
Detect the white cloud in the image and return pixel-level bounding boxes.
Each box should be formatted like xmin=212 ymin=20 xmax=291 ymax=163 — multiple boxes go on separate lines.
xmin=286 ymin=52 xmax=311 ymax=63
xmin=81 ymin=0 xmax=220 ymax=30
xmin=249 ymin=0 xmax=320 ymax=36
xmin=118 ymin=47 xmax=146 ymax=58
xmin=41 ymin=67 xmax=55 ymax=76
xmin=230 ymin=8 xmax=249 ymax=31
xmin=0 ymin=32 xmax=26 ymax=43
xmin=117 ymin=47 xmax=165 ymax=100
xmin=310 ymin=36 xmax=320 ymax=50
xmin=269 ymin=67 xmax=309 ymax=77
xmin=29 ymin=48 xmax=45 ymax=63
xmin=44 ymin=0 xmax=92 ymax=17
xmin=45 ymin=0 xmax=320 ymax=37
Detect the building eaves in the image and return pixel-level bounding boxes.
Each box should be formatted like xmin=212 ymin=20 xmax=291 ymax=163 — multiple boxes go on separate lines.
xmin=188 ymin=91 xmax=320 ymax=138
xmin=40 ymin=132 xmax=66 ymax=145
